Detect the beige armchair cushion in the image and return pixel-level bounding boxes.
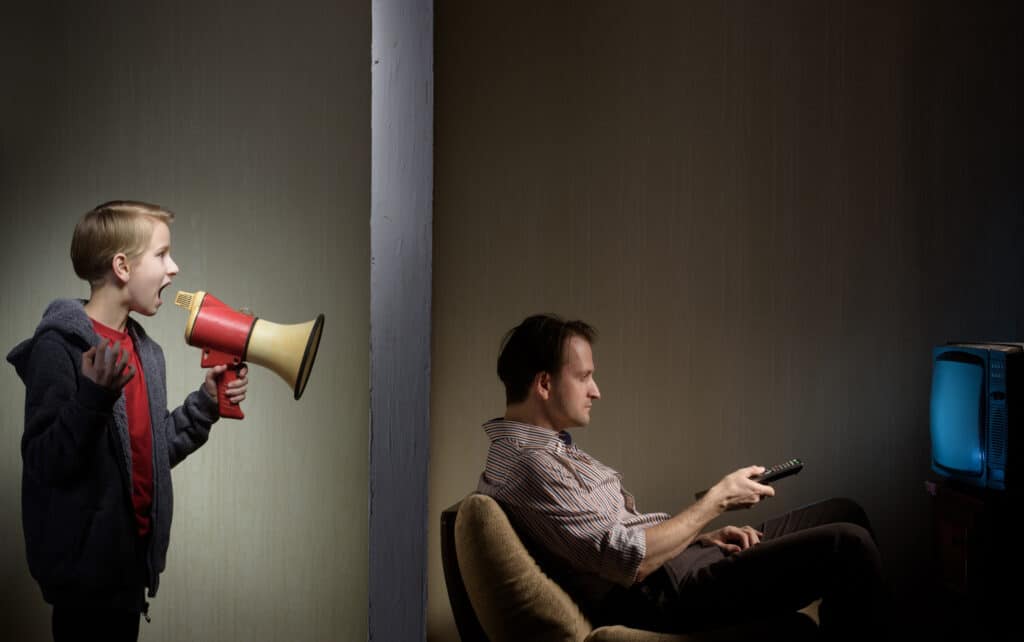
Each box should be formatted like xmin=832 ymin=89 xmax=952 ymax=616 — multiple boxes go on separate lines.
xmin=455 ymin=493 xmax=593 ymax=642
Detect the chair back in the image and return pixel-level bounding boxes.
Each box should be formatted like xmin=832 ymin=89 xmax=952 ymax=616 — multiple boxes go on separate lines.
xmin=441 ymin=499 xmax=490 ymax=642
xmin=442 ymin=494 xmax=593 ymax=642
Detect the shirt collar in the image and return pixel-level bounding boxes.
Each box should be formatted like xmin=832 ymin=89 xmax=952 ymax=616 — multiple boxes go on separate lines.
xmin=482 ymin=417 xmax=569 ymax=450
xmin=91 ymin=318 xmax=132 ymax=344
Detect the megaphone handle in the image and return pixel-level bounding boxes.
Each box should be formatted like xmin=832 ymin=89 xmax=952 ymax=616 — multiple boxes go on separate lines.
xmin=216 ymin=366 xmax=245 ymax=420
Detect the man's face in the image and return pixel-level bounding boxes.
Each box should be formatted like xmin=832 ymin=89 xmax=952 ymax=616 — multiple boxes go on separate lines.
xmin=547 ymin=335 xmax=601 ymax=429
xmin=126 ymin=220 xmax=179 ymax=316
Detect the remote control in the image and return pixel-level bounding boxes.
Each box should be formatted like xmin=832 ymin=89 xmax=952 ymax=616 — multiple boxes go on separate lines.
xmin=751 ymin=458 xmax=804 ymax=484
xmin=694 ymin=458 xmax=804 ymax=500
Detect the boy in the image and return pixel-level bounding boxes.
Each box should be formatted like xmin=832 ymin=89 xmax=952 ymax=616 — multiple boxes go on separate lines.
xmin=6 ymin=200 xmax=249 ymax=641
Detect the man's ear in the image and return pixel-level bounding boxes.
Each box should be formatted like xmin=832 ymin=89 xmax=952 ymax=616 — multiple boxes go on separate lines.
xmin=534 ymin=371 xmax=553 ymax=400
xmin=111 ymin=253 xmax=130 ymax=283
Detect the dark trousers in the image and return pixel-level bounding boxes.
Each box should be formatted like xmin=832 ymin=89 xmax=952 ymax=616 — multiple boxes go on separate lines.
xmin=612 ymin=497 xmax=888 ymax=640
xmin=51 ymin=534 xmax=149 ymax=642
xmin=52 ymin=605 xmax=140 ymax=642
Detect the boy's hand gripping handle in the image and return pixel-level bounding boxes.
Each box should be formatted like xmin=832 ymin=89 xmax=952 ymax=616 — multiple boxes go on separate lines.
xmin=203 ymin=348 xmax=245 ymax=420
xmin=216 ymin=365 xmax=244 ymax=419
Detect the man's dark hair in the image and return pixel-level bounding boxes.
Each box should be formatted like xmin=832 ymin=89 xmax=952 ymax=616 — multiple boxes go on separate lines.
xmin=497 ymin=314 xmax=597 ymax=405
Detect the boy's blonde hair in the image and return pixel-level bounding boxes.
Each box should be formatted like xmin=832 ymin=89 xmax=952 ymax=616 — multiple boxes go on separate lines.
xmin=71 ymin=200 xmax=175 ymax=285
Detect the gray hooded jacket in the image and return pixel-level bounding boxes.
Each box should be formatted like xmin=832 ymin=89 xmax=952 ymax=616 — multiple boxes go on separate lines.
xmin=7 ymin=299 xmax=219 ymax=608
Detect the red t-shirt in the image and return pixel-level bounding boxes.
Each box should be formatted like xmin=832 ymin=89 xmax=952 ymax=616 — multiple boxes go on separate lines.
xmin=92 ymin=319 xmax=154 ymax=537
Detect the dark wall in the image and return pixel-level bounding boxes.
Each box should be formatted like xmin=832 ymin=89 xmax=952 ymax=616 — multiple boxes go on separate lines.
xmin=911 ymin=0 xmax=1023 ymax=341
xmin=428 ymin=1 xmax=1022 ymax=638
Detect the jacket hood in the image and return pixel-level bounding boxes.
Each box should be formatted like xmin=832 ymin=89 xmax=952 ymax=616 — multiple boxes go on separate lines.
xmin=7 ymin=299 xmax=100 ymax=381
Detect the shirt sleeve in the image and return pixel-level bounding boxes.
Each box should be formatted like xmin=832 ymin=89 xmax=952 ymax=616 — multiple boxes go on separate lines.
xmin=145 ymin=340 xmax=220 ymax=468
xmin=496 ymin=450 xmax=647 ymax=587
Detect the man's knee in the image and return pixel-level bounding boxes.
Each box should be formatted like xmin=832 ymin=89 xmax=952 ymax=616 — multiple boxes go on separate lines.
xmin=831 ymin=523 xmax=883 ymax=578
xmin=820 ymin=497 xmax=874 ymax=535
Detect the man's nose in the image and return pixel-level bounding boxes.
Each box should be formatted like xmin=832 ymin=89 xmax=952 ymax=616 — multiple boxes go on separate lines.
xmin=590 ymin=381 xmax=601 ymax=399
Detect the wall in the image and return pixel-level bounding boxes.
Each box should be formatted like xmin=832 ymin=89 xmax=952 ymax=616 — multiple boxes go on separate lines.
xmin=0 ymin=1 xmax=369 ymax=640
xmin=429 ymin=1 xmax=1022 ymax=639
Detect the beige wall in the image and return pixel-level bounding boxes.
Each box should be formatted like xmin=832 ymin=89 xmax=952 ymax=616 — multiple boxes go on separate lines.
xmin=429 ymin=1 xmax=1022 ymax=639
xmin=0 ymin=2 xmax=368 ymax=641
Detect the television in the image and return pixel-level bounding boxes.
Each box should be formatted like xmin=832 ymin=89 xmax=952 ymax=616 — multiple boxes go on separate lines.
xmin=929 ymin=342 xmax=1021 ymax=491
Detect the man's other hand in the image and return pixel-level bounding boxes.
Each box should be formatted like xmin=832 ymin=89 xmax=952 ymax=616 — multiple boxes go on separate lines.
xmin=697 ymin=524 xmax=763 ymax=554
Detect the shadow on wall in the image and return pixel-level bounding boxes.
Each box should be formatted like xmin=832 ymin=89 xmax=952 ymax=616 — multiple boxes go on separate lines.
xmin=0 ymin=519 xmax=49 ymax=640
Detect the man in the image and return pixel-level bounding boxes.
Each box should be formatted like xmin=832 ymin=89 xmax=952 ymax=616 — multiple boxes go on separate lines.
xmin=477 ymin=314 xmax=887 ymax=639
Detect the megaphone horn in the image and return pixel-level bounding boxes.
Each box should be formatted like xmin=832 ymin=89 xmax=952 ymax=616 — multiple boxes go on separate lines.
xmin=246 ymin=315 xmax=325 ymax=399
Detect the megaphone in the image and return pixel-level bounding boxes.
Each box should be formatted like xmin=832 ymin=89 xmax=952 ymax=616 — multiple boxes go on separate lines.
xmin=174 ymin=290 xmax=324 ymax=420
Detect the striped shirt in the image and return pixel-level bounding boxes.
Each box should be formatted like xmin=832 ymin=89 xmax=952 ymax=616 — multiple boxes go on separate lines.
xmin=477 ymin=418 xmax=670 ymax=590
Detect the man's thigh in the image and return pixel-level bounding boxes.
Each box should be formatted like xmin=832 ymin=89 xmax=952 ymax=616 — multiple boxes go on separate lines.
xmin=758 ymin=497 xmax=874 ymax=540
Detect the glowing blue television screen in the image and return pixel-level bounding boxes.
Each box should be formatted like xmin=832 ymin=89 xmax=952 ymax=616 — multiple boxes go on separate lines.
xmin=929 ymin=342 xmax=1019 ymax=491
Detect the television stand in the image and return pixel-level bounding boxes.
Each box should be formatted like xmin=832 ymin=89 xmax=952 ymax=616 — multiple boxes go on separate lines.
xmin=924 ymin=479 xmax=1018 ymax=638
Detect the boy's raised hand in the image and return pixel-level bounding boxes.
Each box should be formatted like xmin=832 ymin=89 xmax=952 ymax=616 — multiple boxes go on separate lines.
xmin=81 ymin=340 xmax=135 ymax=391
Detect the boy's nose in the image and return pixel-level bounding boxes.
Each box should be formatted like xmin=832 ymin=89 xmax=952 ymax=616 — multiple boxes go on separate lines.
xmin=168 ymin=257 xmax=180 ymax=275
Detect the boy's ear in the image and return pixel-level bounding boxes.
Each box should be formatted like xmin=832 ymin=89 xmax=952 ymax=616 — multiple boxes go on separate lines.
xmin=111 ymin=253 xmax=130 ymax=283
